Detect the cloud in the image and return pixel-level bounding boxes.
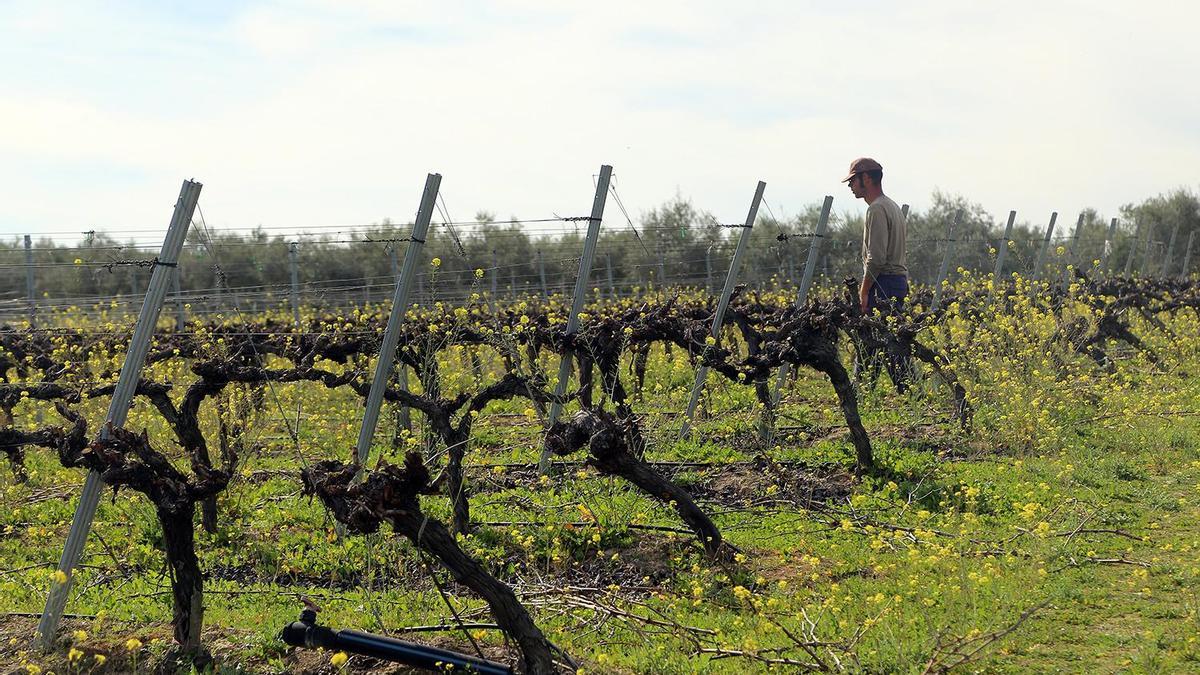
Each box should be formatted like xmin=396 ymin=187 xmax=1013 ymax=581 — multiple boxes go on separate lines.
xmin=0 ymin=0 xmax=1197 ymax=242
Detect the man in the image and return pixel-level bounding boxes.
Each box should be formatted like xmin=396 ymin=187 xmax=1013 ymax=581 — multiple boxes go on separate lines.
xmin=841 ymin=157 xmax=907 ymax=314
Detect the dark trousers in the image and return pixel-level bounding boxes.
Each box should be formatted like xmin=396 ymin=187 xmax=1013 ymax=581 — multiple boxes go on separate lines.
xmin=858 ymin=274 xmax=912 ymax=391
xmin=868 ymin=274 xmax=909 ymax=313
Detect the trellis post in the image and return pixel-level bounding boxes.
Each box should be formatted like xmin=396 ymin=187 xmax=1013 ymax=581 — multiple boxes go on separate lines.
xmin=1123 ymin=219 xmax=1141 ymax=276
xmin=705 ymin=247 xmax=713 ymax=293
xmin=993 ymin=210 xmax=1017 ymax=283
xmin=1100 ymin=217 xmax=1119 ymax=273
xmin=931 ymin=209 xmax=963 ymax=311
xmin=1162 ymin=224 xmax=1180 ymax=277
xmin=24 ymin=235 xmax=35 ymax=327
xmin=539 ymin=164 xmax=612 ymax=473
xmin=353 ymin=173 xmax=441 ymax=467
xmin=680 ymin=181 xmax=764 ymax=439
xmin=1140 ymin=223 xmax=1155 ymax=277
xmin=489 ymin=249 xmax=499 ymax=299
xmin=389 ymin=244 xmax=411 ymax=431
xmin=38 ymin=179 xmax=202 ymax=649
xmin=538 ymin=249 xmax=549 ymax=297
xmin=1061 ymin=212 xmax=1085 ymax=293
xmin=766 ymin=195 xmax=833 ymax=415
xmin=1180 ymin=231 xmax=1195 ymax=280
xmin=605 ymin=253 xmax=615 ymax=297
xmin=1032 ymin=212 xmax=1058 ymax=283
xmin=289 ymin=242 xmax=301 ymax=326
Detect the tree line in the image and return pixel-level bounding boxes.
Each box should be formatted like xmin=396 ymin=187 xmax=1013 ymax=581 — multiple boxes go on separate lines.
xmin=1 ymin=188 xmax=1196 ymax=311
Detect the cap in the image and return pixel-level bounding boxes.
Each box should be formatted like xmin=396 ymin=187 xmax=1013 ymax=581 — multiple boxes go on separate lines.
xmin=841 ymin=157 xmax=882 ymax=182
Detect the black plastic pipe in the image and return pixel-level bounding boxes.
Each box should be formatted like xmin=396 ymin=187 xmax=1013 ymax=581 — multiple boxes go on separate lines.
xmin=281 ymin=609 xmax=512 ymax=675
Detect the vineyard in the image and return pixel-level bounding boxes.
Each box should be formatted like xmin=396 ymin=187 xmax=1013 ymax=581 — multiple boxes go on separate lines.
xmin=2 ymin=178 xmax=1200 ymax=674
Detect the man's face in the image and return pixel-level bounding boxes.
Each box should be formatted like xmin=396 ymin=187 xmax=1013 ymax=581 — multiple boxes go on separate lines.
xmin=847 ymin=174 xmax=865 ymax=200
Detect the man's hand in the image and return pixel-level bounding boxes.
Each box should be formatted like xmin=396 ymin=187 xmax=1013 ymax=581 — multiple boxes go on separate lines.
xmin=859 ymin=277 xmax=872 ymax=315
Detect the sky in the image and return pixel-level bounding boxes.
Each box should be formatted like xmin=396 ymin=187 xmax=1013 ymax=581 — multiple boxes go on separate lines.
xmin=1 ymin=0 xmax=1197 ymax=245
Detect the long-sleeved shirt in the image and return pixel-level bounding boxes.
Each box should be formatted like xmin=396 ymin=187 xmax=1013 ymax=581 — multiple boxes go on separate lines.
xmin=862 ymin=194 xmax=907 ymax=279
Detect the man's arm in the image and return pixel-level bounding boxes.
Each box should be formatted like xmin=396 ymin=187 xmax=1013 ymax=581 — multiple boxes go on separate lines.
xmin=859 ymin=275 xmax=873 ymax=313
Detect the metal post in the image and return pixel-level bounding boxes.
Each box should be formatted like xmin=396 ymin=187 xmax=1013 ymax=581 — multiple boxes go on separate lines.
xmin=1100 ymin=218 xmax=1119 ymax=272
xmin=388 ymin=244 xmax=410 ymax=430
xmin=1162 ymin=224 xmax=1180 ymax=277
xmin=930 ymin=209 xmax=963 ymax=310
xmin=490 ymin=250 xmax=498 ymax=298
xmin=993 ymin=210 xmax=1016 ymax=283
xmin=289 ymin=242 xmax=301 ymax=326
xmin=768 ymin=196 xmax=833 ymax=409
xmin=1140 ymin=223 xmax=1155 ymax=277
xmin=605 ymin=253 xmax=615 ymax=297
xmin=1061 ymin=212 xmax=1085 ymax=293
xmin=537 ymin=250 xmax=548 ymax=297
xmin=172 ymin=264 xmax=185 ymax=332
xmin=354 ymin=174 xmax=441 ymax=467
xmin=1180 ymin=231 xmax=1195 ymax=279
xmin=705 ymin=247 xmax=713 ymax=293
xmin=38 ymin=179 xmax=202 ymax=649
xmin=1123 ymin=220 xmax=1141 ymax=276
xmin=539 ymin=164 xmax=612 ymax=472
xmin=1032 ymin=212 xmax=1058 ymax=283
xmin=658 ymin=251 xmax=667 ymax=289
xmin=24 ymin=235 xmax=35 ymax=327
xmin=680 ymin=181 xmax=764 ymax=438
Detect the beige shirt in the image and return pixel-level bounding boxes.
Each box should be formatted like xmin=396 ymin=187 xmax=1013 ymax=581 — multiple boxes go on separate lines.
xmin=862 ymin=194 xmax=907 ymax=278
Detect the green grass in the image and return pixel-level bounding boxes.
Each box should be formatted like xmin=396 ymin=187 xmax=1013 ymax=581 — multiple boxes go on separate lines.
xmin=3 ymin=316 xmax=1200 ymax=674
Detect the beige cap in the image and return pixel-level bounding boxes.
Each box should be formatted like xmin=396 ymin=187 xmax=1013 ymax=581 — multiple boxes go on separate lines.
xmin=841 ymin=157 xmax=882 ymax=182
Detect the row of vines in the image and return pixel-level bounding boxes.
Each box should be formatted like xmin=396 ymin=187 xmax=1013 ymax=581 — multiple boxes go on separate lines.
xmin=2 ymin=270 xmax=1198 ymax=673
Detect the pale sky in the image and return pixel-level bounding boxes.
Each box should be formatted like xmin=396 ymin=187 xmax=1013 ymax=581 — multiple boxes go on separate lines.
xmin=2 ymin=0 xmax=1197 ymax=244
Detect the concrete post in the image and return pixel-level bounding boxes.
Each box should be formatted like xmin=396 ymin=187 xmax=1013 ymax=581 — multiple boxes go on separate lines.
xmin=605 ymin=252 xmax=615 ymax=298
xmin=24 ymin=235 xmax=35 ymax=327
xmin=1100 ymin=218 xmax=1119 ymax=273
xmin=38 ymin=179 xmax=202 ymax=649
xmin=354 ymin=173 xmax=442 ymax=467
xmin=1061 ymin=212 xmax=1085 ymax=293
xmin=993 ymin=210 xmax=1017 ymax=283
xmin=1033 ymin=212 xmax=1059 ymax=283
xmin=705 ymin=247 xmax=713 ymax=293
xmin=1140 ymin=223 xmax=1155 ymax=277
xmin=538 ymin=249 xmax=548 ymax=296
xmin=539 ymin=165 xmax=612 ymax=472
xmin=680 ymin=181 xmax=764 ymax=439
xmin=768 ymin=196 xmax=833 ymax=410
xmin=1122 ymin=220 xmax=1141 ymax=276
xmin=931 ymin=209 xmax=963 ymax=311
xmin=1162 ymin=224 xmax=1180 ymax=277
xmin=1180 ymin=231 xmax=1195 ymax=280
xmin=289 ymin=242 xmax=301 ymax=326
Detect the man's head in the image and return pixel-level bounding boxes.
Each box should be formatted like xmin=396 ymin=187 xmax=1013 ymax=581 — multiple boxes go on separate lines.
xmin=841 ymin=157 xmax=883 ymax=202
